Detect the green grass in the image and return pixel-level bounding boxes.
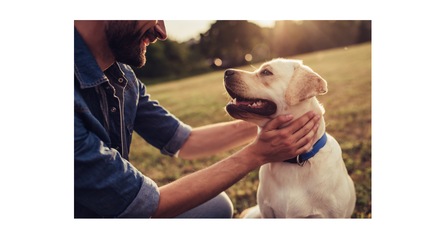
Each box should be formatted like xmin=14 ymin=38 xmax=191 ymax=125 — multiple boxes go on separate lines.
xmin=129 ymin=42 xmax=372 ymax=218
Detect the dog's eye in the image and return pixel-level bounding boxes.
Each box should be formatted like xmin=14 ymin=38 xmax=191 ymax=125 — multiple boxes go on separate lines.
xmin=261 ymin=69 xmax=273 ymax=75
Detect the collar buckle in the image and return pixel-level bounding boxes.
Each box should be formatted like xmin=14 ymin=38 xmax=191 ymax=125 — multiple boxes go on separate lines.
xmin=284 ymin=132 xmax=328 ymax=166
xmin=296 ymin=155 xmax=306 ymax=167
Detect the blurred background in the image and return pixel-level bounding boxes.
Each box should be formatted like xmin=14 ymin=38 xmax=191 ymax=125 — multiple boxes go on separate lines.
xmin=133 ymin=20 xmax=371 ymax=85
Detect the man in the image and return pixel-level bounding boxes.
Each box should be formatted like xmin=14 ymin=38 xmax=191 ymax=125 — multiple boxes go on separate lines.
xmin=74 ymin=20 xmax=321 ymax=218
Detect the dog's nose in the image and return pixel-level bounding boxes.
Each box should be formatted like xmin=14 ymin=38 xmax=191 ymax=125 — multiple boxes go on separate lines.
xmin=225 ymin=69 xmax=235 ymax=77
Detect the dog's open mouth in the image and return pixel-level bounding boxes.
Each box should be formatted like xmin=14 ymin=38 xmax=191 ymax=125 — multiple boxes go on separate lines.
xmin=225 ymin=86 xmax=277 ymax=116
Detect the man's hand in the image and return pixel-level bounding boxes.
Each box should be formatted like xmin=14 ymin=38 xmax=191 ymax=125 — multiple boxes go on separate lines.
xmin=246 ymin=111 xmax=321 ymax=164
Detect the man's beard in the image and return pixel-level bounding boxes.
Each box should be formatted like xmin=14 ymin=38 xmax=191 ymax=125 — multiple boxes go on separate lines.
xmin=104 ymin=21 xmax=146 ymax=68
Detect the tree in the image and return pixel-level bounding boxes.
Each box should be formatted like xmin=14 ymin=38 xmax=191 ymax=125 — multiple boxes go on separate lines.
xmin=132 ymin=38 xmax=210 ymax=84
xmin=273 ymin=20 xmax=372 ymax=57
xmin=199 ymin=20 xmax=265 ymax=67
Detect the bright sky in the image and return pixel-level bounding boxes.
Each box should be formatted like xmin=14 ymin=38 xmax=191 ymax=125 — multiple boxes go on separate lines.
xmin=164 ymin=20 xmax=276 ymax=42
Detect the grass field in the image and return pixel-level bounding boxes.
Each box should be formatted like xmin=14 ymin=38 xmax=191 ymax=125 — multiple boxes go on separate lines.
xmin=128 ymin=42 xmax=372 ymax=218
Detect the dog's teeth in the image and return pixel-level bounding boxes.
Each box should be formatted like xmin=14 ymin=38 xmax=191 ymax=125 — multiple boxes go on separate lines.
xmin=257 ymin=101 xmax=262 ymax=106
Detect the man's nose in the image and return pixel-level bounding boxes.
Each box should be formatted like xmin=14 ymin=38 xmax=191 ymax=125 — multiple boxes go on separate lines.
xmin=155 ymin=20 xmax=167 ymax=40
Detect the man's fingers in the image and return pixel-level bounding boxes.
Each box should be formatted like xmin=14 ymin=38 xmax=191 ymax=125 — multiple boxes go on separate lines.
xmin=286 ymin=111 xmax=317 ymax=135
xmin=263 ymin=114 xmax=294 ymax=132
xmin=292 ymin=113 xmax=321 ymax=142
xmin=294 ymin=122 xmax=320 ymax=155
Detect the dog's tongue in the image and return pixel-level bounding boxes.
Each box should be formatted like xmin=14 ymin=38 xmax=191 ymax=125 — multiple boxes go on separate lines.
xmin=231 ymin=98 xmax=266 ymax=108
xmin=226 ymin=97 xmax=277 ymax=116
xmin=236 ymin=100 xmax=254 ymax=106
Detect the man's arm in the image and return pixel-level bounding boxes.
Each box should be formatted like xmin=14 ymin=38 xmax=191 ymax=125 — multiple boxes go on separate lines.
xmin=178 ymin=120 xmax=257 ymax=160
xmin=152 ymin=111 xmax=321 ymax=218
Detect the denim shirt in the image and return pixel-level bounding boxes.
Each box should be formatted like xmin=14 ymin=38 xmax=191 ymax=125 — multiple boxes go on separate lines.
xmin=74 ymin=27 xmax=191 ymax=218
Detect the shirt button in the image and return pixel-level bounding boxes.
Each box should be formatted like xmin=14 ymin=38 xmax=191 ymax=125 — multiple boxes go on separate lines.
xmin=118 ymin=78 xmax=124 ymax=83
xmin=111 ymin=107 xmax=117 ymax=113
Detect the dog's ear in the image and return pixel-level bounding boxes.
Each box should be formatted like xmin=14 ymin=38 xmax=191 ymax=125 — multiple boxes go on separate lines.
xmin=285 ymin=63 xmax=327 ymax=105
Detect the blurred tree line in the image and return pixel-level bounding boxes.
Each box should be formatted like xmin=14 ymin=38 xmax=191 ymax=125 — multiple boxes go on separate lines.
xmin=133 ymin=20 xmax=371 ymax=84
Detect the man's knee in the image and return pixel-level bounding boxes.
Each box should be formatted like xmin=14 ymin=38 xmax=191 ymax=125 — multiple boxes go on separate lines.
xmin=175 ymin=192 xmax=234 ymax=218
xmin=214 ymin=192 xmax=233 ymax=218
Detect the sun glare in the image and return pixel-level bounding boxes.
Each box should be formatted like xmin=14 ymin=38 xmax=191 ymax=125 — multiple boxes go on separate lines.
xmin=249 ymin=20 xmax=275 ymax=28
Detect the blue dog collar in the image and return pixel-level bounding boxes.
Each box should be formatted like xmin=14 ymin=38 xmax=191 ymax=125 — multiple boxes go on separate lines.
xmin=284 ymin=132 xmax=328 ymax=166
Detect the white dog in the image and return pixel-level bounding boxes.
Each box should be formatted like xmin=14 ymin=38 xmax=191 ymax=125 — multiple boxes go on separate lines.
xmin=224 ymin=59 xmax=356 ymax=218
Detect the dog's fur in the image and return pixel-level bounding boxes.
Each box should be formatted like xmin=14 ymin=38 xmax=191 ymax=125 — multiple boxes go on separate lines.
xmin=224 ymin=59 xmax=356 ymax=218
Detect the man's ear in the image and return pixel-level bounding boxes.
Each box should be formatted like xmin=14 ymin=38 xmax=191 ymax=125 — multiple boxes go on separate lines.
xmin=285 ymin=63 xmax=327 ymax=105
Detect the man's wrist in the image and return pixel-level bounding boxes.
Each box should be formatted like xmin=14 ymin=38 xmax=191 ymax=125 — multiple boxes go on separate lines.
xmin=238 ymin=144 xmax=266 ymax=170
xmin=236 ymin=120 xmax=258 ymax=132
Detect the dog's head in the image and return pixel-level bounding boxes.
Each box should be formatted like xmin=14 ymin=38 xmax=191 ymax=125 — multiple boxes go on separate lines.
xmin=224 ymin=58 xmax=327 ymax=127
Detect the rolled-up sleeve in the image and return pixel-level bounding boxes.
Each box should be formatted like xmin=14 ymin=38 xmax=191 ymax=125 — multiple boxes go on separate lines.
xmin=133 ymin=82 xmax=191 ymax=157
xmin=160 ymin=123 xmax=191 ymax=157
xmin=118 ymin=176 xmax=159 ymax=217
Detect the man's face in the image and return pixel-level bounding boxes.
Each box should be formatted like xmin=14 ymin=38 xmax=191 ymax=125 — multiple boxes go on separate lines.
xmin=104 ymin=20 xmax=167 ymax=68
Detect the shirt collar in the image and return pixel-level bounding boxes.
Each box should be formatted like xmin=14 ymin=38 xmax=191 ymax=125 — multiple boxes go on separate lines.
xmin=74 ymin=27 xmax=108 ymax=89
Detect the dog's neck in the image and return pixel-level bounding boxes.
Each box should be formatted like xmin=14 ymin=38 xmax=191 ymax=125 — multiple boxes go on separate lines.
xmin=285 ymin=97 xmax=326 ymax=151
xmin=259 ymin=97 xmax=326 ymax=153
